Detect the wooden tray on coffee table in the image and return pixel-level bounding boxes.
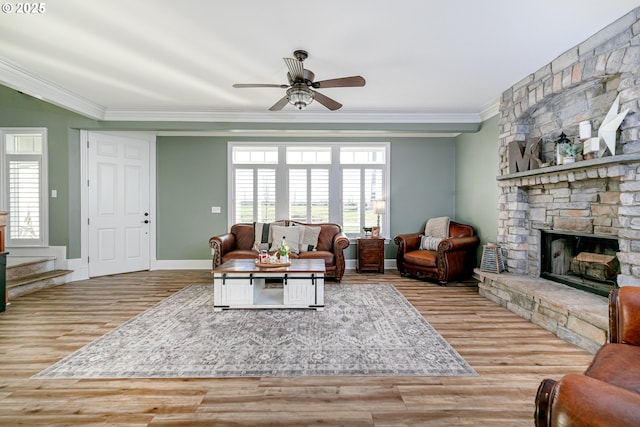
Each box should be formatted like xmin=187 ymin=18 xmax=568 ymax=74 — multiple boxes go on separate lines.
xmin=254 ymin=260 xmax=291 ymax=268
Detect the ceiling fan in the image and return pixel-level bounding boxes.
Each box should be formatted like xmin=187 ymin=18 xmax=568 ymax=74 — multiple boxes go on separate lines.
xmin=233 ymin=50 xmax=366 ymax=111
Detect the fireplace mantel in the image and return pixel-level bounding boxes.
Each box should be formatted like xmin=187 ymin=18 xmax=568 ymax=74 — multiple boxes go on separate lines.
xmin=497 ymin=154 xmax=640 ymax=182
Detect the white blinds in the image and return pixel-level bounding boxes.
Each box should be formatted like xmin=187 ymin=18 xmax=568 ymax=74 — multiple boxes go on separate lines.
xmin=230 ymin=143 xmax=388 ymax=237
xmin=288 ymin=168 xmax=329 ymax=223
xmin=8 ymin=159 xmax=41 ymax=241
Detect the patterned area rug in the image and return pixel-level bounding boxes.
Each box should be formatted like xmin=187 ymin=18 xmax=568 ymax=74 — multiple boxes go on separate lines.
xmin=33 ymin=284 xmax=476 ymax=378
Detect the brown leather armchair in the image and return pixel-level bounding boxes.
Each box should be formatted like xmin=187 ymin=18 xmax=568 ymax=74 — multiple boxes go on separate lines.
xmin=534 ymin=286 xmax=640 ymax=427
xmin=394 ymin=220 xmax=479 ymax=284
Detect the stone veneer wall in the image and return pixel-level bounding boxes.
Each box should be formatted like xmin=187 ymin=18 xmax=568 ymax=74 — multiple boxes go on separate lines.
xmin=496 ymin=7 xmax=640 ymax=287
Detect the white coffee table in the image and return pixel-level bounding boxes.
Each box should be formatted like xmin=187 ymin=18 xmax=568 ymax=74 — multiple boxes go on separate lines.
xmin=213 ymin=259 xmax=325 ymax=311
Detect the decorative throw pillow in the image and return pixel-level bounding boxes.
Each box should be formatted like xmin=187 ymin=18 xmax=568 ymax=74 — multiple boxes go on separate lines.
xmin=420 ymin=235 xmax=443 ymax=251
xmin=296 ymin=225 xmax=321 ymax=253
xmin=270 ymin=225 xmax=302 ymax=254
xmin=424 ymin=216 xmax=450 ymax=238
xmin=253 ymin=221 xmax=285 ymax=251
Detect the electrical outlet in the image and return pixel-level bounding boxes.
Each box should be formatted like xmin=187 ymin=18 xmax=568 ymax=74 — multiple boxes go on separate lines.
xmin=211 ymin=206 xmax=221 ymax=214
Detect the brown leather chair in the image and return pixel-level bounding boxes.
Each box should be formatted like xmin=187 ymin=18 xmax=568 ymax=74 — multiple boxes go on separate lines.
xmin=534 ymin=286 xmax=640 ymax=427
xmin=394 ymin=220 xmax=479 ymax=284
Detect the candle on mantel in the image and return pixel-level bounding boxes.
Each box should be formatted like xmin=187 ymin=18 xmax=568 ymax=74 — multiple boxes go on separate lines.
xmin=579 ymin=120 xmax=592 ymax=140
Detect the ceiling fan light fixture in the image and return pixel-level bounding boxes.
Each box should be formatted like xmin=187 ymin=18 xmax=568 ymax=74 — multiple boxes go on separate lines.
xmin=286 ymin=86 xmax=314 ymax=110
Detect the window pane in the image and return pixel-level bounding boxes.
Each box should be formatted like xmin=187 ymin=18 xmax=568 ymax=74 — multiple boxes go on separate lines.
xmin=287 ymin=168 xmax=330 ymax=223
xmin=8 ymin=159 xmax=40 ymax=240
xmin=234 ymin=169 xmax=254 ymax=223
xmin=233 ymin=147 xmax=278 ymax=164
xmin=365 ymin=169 xmax=383 ymax=228
xmin=342 ymin=169 xmax=361 ymax=234
xmin=256 ymin=169 xmax=275 ymax=222
xmin=311 ymin=169 xmax=329 ymax=223
xmin=6 ymin=134 xmax=42 ymax=154
xmin=286 ymin=147 xmax=331 ymax=164
xmin=289 ymin=169 xmax=307 ymax=222
xmin=340 ymin=147 xmax=385 ymax=164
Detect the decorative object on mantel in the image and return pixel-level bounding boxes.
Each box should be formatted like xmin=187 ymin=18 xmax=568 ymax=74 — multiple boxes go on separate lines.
xmin=598 ymin=94 xmax=629 ymax=157
xmin=480 ymin=244 xmax=505 ymax=274
xmin=555 ymin=132 xmax=572 ymax=165
xmin=558 ymin=141 xmax=581 ymax=164
xmin=508 ymin=138 xmax=541 ymax=173
xmin=579 ymin=120 xmax=598 ymax=160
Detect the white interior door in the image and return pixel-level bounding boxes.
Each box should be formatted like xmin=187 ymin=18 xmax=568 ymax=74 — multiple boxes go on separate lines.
xmin=88 ymin=132 xmax=150 ymax=277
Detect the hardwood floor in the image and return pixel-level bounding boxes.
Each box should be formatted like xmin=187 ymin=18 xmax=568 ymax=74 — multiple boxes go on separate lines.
xmin=0 ymin=269 xmax=593 ymax=426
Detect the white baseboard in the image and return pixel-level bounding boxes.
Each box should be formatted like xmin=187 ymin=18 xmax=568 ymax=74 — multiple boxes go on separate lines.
xmin=66 ymin=258 xmax=89 ymax=282
xmin=345 ymin=259 xmax=396 ymax=270
xmin=152 ymin=260 xmax=212 ymax=270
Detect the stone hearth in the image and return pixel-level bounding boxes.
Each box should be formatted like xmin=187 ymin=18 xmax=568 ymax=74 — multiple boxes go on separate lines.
xmin=478 ymin=7 xmax=640 ymax=353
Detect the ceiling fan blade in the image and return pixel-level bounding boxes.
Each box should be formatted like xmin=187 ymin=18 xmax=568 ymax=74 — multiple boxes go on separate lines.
xmin=312 ymin=91 xmax=342 ymax=111
xmin=269 ymin=96 xmax=289 ymax=111
xmin=233 ymin=83 xmax=289 ymax=88
xmin=312 ymin=76 xmax=366 ymax=89
xmin=283 ymin=57 xmax=304 ymax=81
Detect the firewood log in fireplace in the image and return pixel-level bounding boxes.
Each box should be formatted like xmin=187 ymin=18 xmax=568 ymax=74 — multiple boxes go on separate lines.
xmin=570 ymin=252 xmax=619 ymax=281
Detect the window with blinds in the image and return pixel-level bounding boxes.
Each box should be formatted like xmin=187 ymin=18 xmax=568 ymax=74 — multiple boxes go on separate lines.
xmin=230 ymin=143 xmax=389 ymax=238
xmin=1 ymin=129 xmax=48 ymax=247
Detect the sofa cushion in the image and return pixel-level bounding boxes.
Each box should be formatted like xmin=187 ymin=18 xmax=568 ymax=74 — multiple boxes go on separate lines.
xmin=420 ymin=235 xmax=443 ymax=250
xmin=403 ymin=249 xmax=437 ymax=268
xmin=253 ymin=221 xmax=285 ymax=251
xmin=584 ymin=343 xmax=640 ymax=393
xmin=298 ymin=250 xmax=335 ymax=266
xmin=270 ymin=224 xmax=302 ymax=254
xmin=296 ymin=225 xmax=321 ymax=253
xmin=424 ymin=216 xmax=450 ymax=238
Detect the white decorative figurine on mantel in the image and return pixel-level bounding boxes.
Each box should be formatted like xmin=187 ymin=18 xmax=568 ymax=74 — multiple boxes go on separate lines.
xmin=598 ymin=94 xmax=629 ymax=157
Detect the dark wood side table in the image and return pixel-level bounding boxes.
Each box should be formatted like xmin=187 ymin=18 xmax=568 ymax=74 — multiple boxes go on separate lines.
xmin=356 ymin=237 xmax=385 ymax=273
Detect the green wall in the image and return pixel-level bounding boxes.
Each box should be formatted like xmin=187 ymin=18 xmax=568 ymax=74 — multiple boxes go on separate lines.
xmin=0 ymin=84 xmax=500 ymax=265
xmin=156 ymin=136 xmax=456 ymax=260
xmin=156 ymin=137 xmax=228 ymax=260
xmin=0 ymin=87 xmax=98 ymax=258
xmin=454 ymin=115 xmax=500 ymax=259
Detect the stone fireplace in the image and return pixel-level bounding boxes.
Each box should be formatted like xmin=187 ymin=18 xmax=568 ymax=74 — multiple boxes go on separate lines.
xmin=476 ymin=7 xmax=640 ymax=352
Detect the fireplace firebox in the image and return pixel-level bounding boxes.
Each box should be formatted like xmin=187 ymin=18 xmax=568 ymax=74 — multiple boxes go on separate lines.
xmin=540 ymin=230 xmax=619 ymax=297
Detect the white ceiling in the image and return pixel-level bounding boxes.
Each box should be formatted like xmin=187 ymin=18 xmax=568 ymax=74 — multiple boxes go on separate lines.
xmin=0 ymin=0 xmax=638 ymax=124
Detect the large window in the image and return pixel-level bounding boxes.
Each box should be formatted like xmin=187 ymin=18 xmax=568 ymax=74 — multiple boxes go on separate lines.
xmin=0 ymin=129 xmax=48 ymax=247
xmin=230 ymin=143 xmax=389 ymax=238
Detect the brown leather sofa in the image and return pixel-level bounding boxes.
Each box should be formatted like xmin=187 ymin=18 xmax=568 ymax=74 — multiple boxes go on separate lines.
xmin=394 ymin=221 xmax=479 ymax=284
xmin=209 ymin=220 xmax=350 ymax=281
xmin=534 ymin=286 xmax=640 ymax=427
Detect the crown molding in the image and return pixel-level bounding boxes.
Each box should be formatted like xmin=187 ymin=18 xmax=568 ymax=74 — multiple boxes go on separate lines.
xmin=0 ymin=58 xmax=106 ymax=120
xmin=103 ymin=108 xmax=483 ymax=124
xmin=156 ymin=130 xmax=461 ymax=138
xmin=479 ymin=97 xmax=500 ymax=121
